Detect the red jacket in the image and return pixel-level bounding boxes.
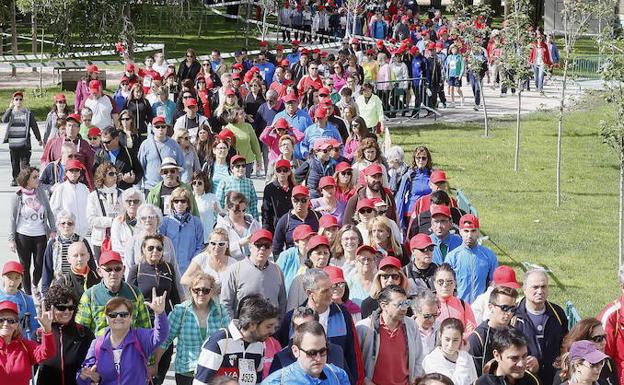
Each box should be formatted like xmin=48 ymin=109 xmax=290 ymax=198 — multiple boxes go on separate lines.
xmin=599 ymin=296 xmax=624 ymax=385
xmin=528 ymin=42 xmax=553 ymax=67
xmin=0 ymin=331 xmax=56 ymax=385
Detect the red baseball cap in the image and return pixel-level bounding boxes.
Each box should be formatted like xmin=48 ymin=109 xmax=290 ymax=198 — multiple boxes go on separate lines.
xmin=493 ymin=266 xmax=521 ymax=288
xmin=54 ymin=93 xmax=66 ymax=102
xmin=435 ymin=41 xmax=444 ymax=49
xmin=313 ymin=48 xmax=320 ymax=54
xmin=250 ymin=229 xmax=273 ymax=243
xmin=86 ymin=64 xmax=100 ymax=73
xmin=430 ymin=170 xmax=447 ymax=184
xmin=230 ymin=154 xmax=246 ymax=165
xmin=314 ymin=107 xmax=328 ymax=119
xmin=184 ymin=98 xmax=198 ymax=107
xmin=152 ymin=116 xmax=167 ymax=126
xmin=124 ymin=63 xmax=135 ymax=72
xmin=319 ymin=214 xmax=338 ymax=228
xmin=259 ymin=40 xmax=268 ymax=47
xmin=99 ymin=251 xmax=123 ymax=266
xmin=307 ymin=235 xmax=330 ymax=252
xmin=217 ymin=129 xmax=236 ymax=143
xmin=293 ymin=224 xmax=314 ymax=241
xmin=365 ymin=49 xmax=375 ymax=56
xmin=314 ymin=139 xmax=332 ymax=151
xmin=326 ymin=138 xmax=341 ymax=148
xmin=410 ymin=46 xmax=419 ymax=55
xmin=65 ymin=159 xmax=84 ymax=171
xmin=430 ymin=204 xmax=451 ymax=218
xmin=323 ymin=266 xmax=346 ymax=284
xmin=2 ymin=261 xmax=24 ymax=275
xmin=283 ymin=93 xmax=298 ymax=103
xmin=89 ymin=80 xmax=102 ymax=91
xmin=409 ymin=234 xmax=434 ymax=250
xmin=274 ymin=118 xmax=290 ymax=130
xmin=379 ymin=256 xmax=402 ymax=270
xmin=66 ymin=113 xmax=81 ymax=123
xmin=280 ymin=59 xmax=290 ymax=67
xmin=232 ymin=63 xmax=244 ymax=70
xmin=318 ymin=87 xmax=331 ymax=96
xmin=318 ymin=176 xmax=337 ymax=190
xmin=0 ymin=301 xmax=18 ymax=316
xmin=336 ymin=162 xmax=352 ymax=173
xmin=356 ymin=198 xmax=375 ymax=212
xmin=275 ymin=159 xmax=291 ymax=169
xmin=459 ymin=214 xmax=480 ymax=229
xmin=291 ymin=39 xmax=301 ymax=46
xmin=87 ymin=127 xmax=101 ymax=137
xmin=225 ymin=88 xmax=236 ymax=96
xmin=292 ymin=185 xmax=310 ymax=197
xmin=363 ymin=163 xmax=383 ymax=176
xmin=232 ymin=73 xmax=241 ymax=81
xmin=356 ymin=244 xmax=377 ymax=255
xmin=301 ymin=48 xmax=310 ymax=55
xmin=376 ymin=40 xmax=384 ymax=47
xmin=276 ymin=44 xmax=284 ymax=50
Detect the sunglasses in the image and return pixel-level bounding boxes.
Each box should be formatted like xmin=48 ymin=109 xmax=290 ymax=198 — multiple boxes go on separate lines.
xmin=293 ymin=197 xmax=309 ymax=204
xmin=421 ymin=311 xmax=441 ymax=320
xmin=161 ymin=169 xmax=178 ymax=175
xmin=183 ymin=95 xmax=193 ymax=99
xmin=107 ymin=311 xmax=131 ymax=319
xmin=146 ymin=245 xmax=163 ymax=252
xmin=416 ymin=156 xmax=428 ymax=161
xmin=125 ymin=199 xmax=140 ymax=205
xmin=209 ymin=241 xmax=227 ymax=247
xmin=106 ymin=171 xmax=117 ymax=177
xmin=340 ymin=170 xmax=352 ymax=176
xmin=102 ymin=266 xmax=123 ymax=273
xmin=491 ymin=303 xmax=517 ymax=313
xmin=436 ymin=279 xmax=455 ymax=286
xmin=297 ymin=346 xmax=328 ymax=358
xmin=192 ymin=287 xmax=212 ymax=295
xmin=55 ymin=304 xmax=76 ymax=312
xmin=154 ymin=125 xmax=168 ymax=129
xmin=380 ymin=273 xmax=400 ymax=280
xmin=192 ymin=180 xmax=204 ymax=185
xmin=331 ymin=282 xmax=347 ymax=289
xmin=120 ymin=117 xmax=132 ymax=121
xmin=172 ymin=199 xmax=188 ymax=204
xmin=418 ymin=246 xmax=435 ymax=253
xmin=88 ymin=136 xmax=100 ymax=140
xmin=276 ymin=167 xmax=290 ymax=173
xmin=60 ymin=221 xmax=74 ymax=226
xmin=66 ymin=154 xmax=77 ymax=159
xmin=254 ymin=242 xmax=272 ymax=250
xmin=359 ymin=208 xmax=374 ymax=214
xmin=0 ymin=317 xmax=18 ymax=325
xmin=391 ymin=299 xmax=412 ymax=309
xmin=591 ymin=334 xmax=607 ymax=343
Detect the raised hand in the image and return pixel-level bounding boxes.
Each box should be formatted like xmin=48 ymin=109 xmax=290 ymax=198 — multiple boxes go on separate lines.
xmin=36 ymin=306 xmax=53 ymax=333
xmin=144 ymin=287 xmax=167 ymax=315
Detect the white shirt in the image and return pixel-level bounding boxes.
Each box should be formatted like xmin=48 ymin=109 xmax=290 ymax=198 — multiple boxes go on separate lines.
xmin=85 ymin=95 xmax=114 ymax=128
xmin=318 ymin=307 xmax=330 ymax=332
xmin=472 ymin=286 xmax=494 ymax=325
xmin=50 ymin=181 xmax=90 ymax=237
xmin=423 ymin=348 xmax=478 ymax=385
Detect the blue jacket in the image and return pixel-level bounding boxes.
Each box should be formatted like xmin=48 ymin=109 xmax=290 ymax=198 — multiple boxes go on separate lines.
xmin=112 ymin=89 xmax=127 ymax=113
xmin=276 ymin=247 xmax=304 ymax=293
xmin=272 ymin=211 xmax=320 ymax=257
xmin=395 ymin=168 xmax=432 ymax=228
xmin=256 ymin=62 xmax=277 ymax=85
xmin=268 ymin=341 xmax=345 ymax=376
xmin=0 ymin=290 xmax=38 ymax=339
xmin=263 ymin=362 xmax=350 ymax=385
xmin=446 ymin=243 xmax=498 ymax=303
xmin=296 ymin=157 xmax=336 ymax=198
xmin=301 ymin=122 xmax=342 ymax=159
xmin=77 ymin=312 xmax=169 ymax=385
xmin=275 ymin=303 xmax=360 ymax=385
xmin=159 ymin=213 xmax=204 ymax=274
xmin=411 ymin=56 xmax=427 ymax=88
xmin=430 ymin=233 xmax=463 ymax=265
xmin=370 ymin=20 xmax=388 ymax=39
xmin=513 ymin=298 xmax=568 ymax=385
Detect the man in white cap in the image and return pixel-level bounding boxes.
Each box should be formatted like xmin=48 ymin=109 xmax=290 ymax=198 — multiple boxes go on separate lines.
xmin=146 ymin=156 xmax=198 ymax=216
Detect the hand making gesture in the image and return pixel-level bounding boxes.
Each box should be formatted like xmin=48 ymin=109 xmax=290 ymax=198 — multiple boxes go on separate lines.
xmin=144 ymin=287 xmax=167 ymax=315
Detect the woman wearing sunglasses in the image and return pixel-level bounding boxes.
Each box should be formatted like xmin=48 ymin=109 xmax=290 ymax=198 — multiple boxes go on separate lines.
xmin=181 ymin=228 xmax=236 ymax=292
xmin=156 ymin=273 xmax=230 ymax=385
xmin=37 ymin=284 xmax=94 ymax=385
xmin=215 ymin=191 xmax=261 ymax=261
xmin=77 ymin=294 xmax=169 ymax=385
xmin=360 ymin=256 xmax=409 ymax=319
xmin=127 ymin=234 xmax=181 ymax=385
xmin=556 ymin=340 xmax=610 ymax=385
xmin=395 ymin=145 xmax=434 ymax=229
xmin=172 ymin=128 xmax=201 ymax=184
xmin=553 ymin=318 xmax=617 ymax=385
xmin=86 ymin=163 xmax=123 ymax=262
xmin=434 ymin=263 xmax=477 ymax=336
xmin=333 ymin=162 xmax=356 ymax=204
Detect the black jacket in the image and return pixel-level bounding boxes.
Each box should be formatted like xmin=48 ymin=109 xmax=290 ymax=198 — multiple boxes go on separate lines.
xmin=177 ymin=60 xmax=202 ymax=83
xmin=468 ymin=322 xmax=511 ymax=377
xmin=475 ymin=371 xmax=541 ymax=385
xmin=261 ymin=181 xmax=294 ymax=234
xmin=37 ymin=321 xmax=95 ymax=385
xmin=127 ymin=261 xmax=181 ymax=315
xmin=513 ymin=299 xmax=568 ymax=385
xmin=94 ymin=145 xmax=144 ymax=190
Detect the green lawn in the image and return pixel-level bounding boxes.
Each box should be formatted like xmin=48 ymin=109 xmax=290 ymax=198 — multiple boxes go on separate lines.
xmin=392 ymin=94 xmax=619 ymax=317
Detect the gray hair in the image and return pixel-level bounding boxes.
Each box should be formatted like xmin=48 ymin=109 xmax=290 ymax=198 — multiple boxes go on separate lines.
xmin=386 ymin=145 xmax=404 ymax=162
xmin=80 ymin=106 xmax=93 ymax=116
xmin=411 ymin=289 xmax=440 ymax=313
xmin=266 ymin=89 xmax=278 ymax=100
xmin=523 ymin=268 xmax=549 ymax=288
xmin=56 ymin=210 xmax=76 ymax=225
xmin=302 ymin=268 xmax=329 ymax=292
xmin=122 ymin=187 xmax=144 ymax=202
xmin=136 ymin=203 xmax=163 ymax=227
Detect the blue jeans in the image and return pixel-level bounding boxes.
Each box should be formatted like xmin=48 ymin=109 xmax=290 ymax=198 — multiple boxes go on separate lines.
xmin=533 ymin=65 xmax=545 ymax=91
xmin=468 ymin=72 xmax=481 ymax=106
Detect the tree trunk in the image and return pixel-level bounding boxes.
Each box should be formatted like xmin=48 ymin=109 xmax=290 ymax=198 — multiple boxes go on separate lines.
xmin=620 ymin=149 xmax=624 ymax=267
xmin=514 ymin=88 xmax=522 ymax=171
xmin=556 ymin=60 xmax=569 ymax=207
xmin=478 ymin=75 xmax=490 ymax=137
xmin=11 ymin=0 xmax=17 ymax=77
xmin=31 ymin=10 xmax=37 ymax=72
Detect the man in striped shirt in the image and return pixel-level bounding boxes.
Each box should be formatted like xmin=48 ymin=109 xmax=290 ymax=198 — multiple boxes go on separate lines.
xmin=194 ymin=294 xmax=280 ymax=385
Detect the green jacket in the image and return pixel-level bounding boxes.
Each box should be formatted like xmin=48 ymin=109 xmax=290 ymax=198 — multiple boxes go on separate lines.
xmin=145 ymin=181 xmax=199 ymax=217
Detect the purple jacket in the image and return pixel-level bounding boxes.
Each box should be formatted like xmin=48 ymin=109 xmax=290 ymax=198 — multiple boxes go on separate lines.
xmin=77 ymin=312 xmax=168 ymax=385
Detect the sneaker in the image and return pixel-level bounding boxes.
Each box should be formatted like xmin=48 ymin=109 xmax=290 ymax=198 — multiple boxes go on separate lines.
xmin=473 ymin=106 xmax=479 ymax=111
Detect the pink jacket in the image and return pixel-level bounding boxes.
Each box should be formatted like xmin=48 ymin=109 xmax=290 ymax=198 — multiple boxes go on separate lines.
xmin=259 ymin=125 xmax=304 ymax=162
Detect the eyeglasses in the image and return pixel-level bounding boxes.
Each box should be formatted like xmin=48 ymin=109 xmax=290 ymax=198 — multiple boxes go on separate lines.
xmin=106 ymin=171 xmax=117 ymax=177
xmin=390 ymin=299 xmax=412 ymax=309
xmin=297 ymin=346 xmax=328 ymax=358
xmin=380 ymin=273 xmax=400 ymax=280
xmin=293 ymin=197 xmax=309 ymax=204
xmin=331 ymin=282 xmax=347 ymax=289
xmin=60 ymin=221 xmax=74 ymax=226
xmin=107 ymin=311 xmax=131 ymax=319
xmin=172 ymin=199 xmax=188 ymax=204
xmin=421 ymin=311 xmax=441 ymax=320
xmin=491 ymin=303 xmax=517 ymax=313
xmin=0 ymin=317 xmax=18 ymax=325
xmin=54 ymin=304 xmax=75 ymax=312
xmin=254 ymin=242 xmax=272 ymax=250
xmin=209 ymin=241 xmax=227 ymax=247
xmin=359 ymin=208 xmax=374 ymax=214
xmin=146 ymin=245 xmax=163 ymax=252
xmin=102 ymin=266 xmax=123 ymax=273
xmin=591 ymin=334 xmax=607 ymax=343
xmin=125 ymin=199 xmax=141 ymax=205
xmin=192 ymin=180 xmax=204 ymax=185
xmin=88 ymin=136 xmax=100 ymax=140
xmin=436 ymin=279 xmax=455 ymax=286
xmin=417 ymin=246 xmax=435 ymax=253
xmin=140 ymin=215 xmax=157 ymax=221
xmin=161 ymin=169 xmax=177 ymax=175
xmin=192 ymin=287 xmax=212 ymax=295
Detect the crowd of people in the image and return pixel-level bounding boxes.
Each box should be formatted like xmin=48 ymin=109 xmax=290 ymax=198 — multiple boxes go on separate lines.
xmin=0 ymin=2 xmax=603 ymax=385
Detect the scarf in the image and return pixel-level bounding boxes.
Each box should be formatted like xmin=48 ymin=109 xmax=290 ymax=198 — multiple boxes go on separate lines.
xmin=173 ymin=211 xmax=192 ymax=224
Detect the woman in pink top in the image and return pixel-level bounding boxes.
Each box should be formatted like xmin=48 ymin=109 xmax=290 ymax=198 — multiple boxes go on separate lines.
xmin=331 ymin=62 xmax=348 ymax=93
xmin=259 ymin=117 xmax=304 ymax=162
xmin=434 ymin=263 xmax=477 ymax=336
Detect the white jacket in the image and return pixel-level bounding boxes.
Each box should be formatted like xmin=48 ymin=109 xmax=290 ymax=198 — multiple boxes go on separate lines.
xmin=215 ymin=213 xmax=261 ymax=261
xmin=50 ymin=181 xmax=90 ymax=237
xmin=173 ymin=114 xmax=209 ymax=144
xmin=86 ymin=185 xmax=123 ymax=246
xmin=110 ymin=214 xmax=135 ymax=258
xmin=422 ymin=348 xmax=478 ymax=385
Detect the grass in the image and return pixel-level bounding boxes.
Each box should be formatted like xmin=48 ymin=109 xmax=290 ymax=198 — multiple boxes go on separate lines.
xmin=392 ymin=93 xmax=619 ymax=317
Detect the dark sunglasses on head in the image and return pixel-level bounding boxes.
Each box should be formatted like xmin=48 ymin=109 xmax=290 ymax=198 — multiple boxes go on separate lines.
xmin=102 ymin=265 xmax=123 ymax=273
xmin=146 ymin=245 xmax=163 ymax=252
xmin=54 ymin=304 xmax=76 ymax=312
xmin=192 ymin=287 xmax=212 ymax=295
xmin=107 ymin=311 xmax=131 ymax=319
